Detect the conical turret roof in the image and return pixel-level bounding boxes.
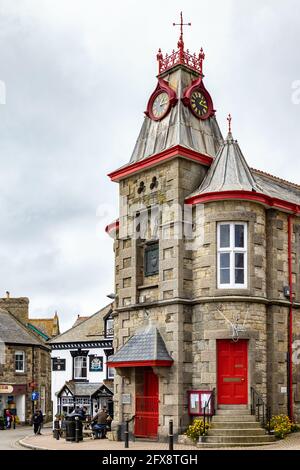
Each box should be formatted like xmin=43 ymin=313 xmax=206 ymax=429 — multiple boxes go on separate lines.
xmin=188 ymin=132 xmax=264 ymax=197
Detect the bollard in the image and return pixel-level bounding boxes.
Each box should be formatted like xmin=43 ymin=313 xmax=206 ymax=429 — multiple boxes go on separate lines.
xmin=75 ymin=416 xmax=79 ymax=443
xmin=54 ymin=419 xmax=60 ymax=440
xmin=124 ymin=420 xmax=129 ymax=448
xmin=168 ymin=420 xmax=174 ymax=451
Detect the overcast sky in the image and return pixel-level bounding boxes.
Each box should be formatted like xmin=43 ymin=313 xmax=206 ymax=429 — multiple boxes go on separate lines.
xmin=0 ymin=0 xmax=299 ymax=332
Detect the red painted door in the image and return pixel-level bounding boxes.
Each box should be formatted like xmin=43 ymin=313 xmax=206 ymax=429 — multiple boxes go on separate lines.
xmin=217 ymin=339 xmax=248 ymax=405
xmin=135 ymin=368 xmax=159 ymax=438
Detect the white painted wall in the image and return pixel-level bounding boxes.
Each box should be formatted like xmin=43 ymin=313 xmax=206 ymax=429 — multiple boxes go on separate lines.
xmin=51 ymin=347 xmax=110 ymax=417
xmin=15 ymin=394 xmax=25 ymax=422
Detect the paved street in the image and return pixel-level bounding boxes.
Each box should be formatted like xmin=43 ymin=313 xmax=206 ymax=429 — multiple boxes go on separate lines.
xmin=1 ymin=426 xmax=300 ymax=451
xmin=0 ymin=426 xmax=32 ymax=450
xmin=19 ymin=430 xmax=300 ymax=451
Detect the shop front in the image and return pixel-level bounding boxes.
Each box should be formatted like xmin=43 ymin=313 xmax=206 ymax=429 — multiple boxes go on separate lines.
xmin=0 ymin=384 xmax=27 ymax=423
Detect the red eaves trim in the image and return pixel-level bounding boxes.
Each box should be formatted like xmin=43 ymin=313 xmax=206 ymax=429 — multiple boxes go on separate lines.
xmin=185 ymin=190 xmax=300 ymax=215
xmin=108 ymin=145 xmax=213 ymax=182
xmin=107 ymin=360 xmax=173 ymax=368
xmin=105 ymin=220 xmax=119 ymax=235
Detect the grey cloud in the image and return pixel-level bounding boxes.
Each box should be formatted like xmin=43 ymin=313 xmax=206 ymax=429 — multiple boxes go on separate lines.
xmin=0 ymin=0 xmax=299 ymax=331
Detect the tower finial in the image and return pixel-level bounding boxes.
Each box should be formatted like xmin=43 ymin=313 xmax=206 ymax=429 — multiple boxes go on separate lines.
xmin=227 ymin=113 xmax=232 ymax=134
xmin=173 ymin=11 xmax=191 ymax=56
xmin=157 ymin=14 xmax=203 ymax=75
xmin=199 ymin=47 xmax=205 ymax=76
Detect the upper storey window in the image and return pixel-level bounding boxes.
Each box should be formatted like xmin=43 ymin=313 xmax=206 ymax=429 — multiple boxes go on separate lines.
xmin=144 ymin=242 xmax=159 ymax=276
xmin=217 ymin=222 xmax=247 ymax=289
xmin=15 ymin=351 xmax=25 ymax=373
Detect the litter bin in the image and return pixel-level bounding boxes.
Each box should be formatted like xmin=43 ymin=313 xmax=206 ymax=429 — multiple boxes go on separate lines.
xmin=65 ymin=413 xmax=83 ymax=442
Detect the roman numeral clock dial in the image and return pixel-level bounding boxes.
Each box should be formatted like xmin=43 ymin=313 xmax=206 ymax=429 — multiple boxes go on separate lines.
xmin=152 ymin=92 xmax=170 ymax=119
xmin=190 ymin=91 xmax=209 ymax=118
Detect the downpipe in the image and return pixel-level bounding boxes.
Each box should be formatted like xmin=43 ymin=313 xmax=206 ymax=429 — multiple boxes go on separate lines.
xmin=287 ymin=214 xmax=294 ymax=421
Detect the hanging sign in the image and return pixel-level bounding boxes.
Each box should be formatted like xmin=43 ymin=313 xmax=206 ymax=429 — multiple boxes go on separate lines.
xmin=0 ymin=384 xmax=13 ymax=394
xmin=31 ymin=391 xmax=39 ymax=401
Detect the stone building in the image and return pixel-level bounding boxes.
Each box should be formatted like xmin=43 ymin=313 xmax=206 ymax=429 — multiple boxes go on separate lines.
xmin=105 ymin=20 xmax=300 ymax=442
xmin=0 ymin=295 xmax=52 ymax=423
xmin=27 ymin=312 xmax=60 ymax=342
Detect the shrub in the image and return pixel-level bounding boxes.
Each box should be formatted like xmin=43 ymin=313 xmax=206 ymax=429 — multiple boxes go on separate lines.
xmin=291 ymin=422 xmax=300 ymax=433
xmin=268 ymin=415 xmax=292 ymax=439
xmin=185 ymin=418 xmax=210 ymax=442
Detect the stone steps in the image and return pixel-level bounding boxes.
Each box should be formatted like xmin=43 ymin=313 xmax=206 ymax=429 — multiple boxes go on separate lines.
xmin=216 ymin=409 xmax=252 ymax=415
xmin=218 ymin=404 xmax=249 ymax=410
xmin=213 ymin=415 xmax=257 ymax=422
xmin=212 ymin=421 xmax=261 ymax=429
xmin=209 ymin=428 xmax=266 ymax=436
xmin=201 ymin=434 xmax=274 ymax=444
xmin=196 ymin=442 xmax=273 ymax=449
xmin=197 ymin=406 xmax=276 ymax=448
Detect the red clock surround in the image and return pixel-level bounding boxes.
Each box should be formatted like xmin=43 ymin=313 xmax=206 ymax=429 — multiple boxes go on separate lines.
xmin=145 ymin=78 xmax=177 ymax=121
xmin=182 ymin=76 xmax=215 ymax=120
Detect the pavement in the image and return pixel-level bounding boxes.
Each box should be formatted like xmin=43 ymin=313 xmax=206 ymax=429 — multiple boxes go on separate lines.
xmin=0 ymin=426 xmax=31 ymax=450
xmin=18 ymin=430 xmax=300 ymax=451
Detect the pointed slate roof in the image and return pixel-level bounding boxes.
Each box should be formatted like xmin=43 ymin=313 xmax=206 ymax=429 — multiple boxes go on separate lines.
xmin=130 ymin=67 xmax=223 ymax=164
xmin=108 ymin=324 xmax=173 ymax=367
xmin=49 ymin=304 xmax=112 ymax=344
xmin=0 ymin=308 xmax=50 ymax=348
xmin=56 ymin=381 xmax=113 ymax=397
xmin=188 ymin=132 xmax=263 ymax=198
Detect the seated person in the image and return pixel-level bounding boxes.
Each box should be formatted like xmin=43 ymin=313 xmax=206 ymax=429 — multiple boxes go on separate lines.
xmin=91 ymin=406 xmax=111 ymax=439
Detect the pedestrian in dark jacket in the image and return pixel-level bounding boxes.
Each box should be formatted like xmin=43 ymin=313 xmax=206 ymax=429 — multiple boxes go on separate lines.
xmin=32 ymin=410 xmax=43 ymax=435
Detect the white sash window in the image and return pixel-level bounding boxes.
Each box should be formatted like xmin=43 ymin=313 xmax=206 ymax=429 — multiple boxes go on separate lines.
xmin=74 ymin=356 xmax=87 ymax=379
xmin=217 ymin=222 xmax=247 ymax=289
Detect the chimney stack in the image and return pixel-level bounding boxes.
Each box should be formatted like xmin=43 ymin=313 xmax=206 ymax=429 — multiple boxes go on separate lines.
xmin=0 ymin=293 xmax=29 ymax=325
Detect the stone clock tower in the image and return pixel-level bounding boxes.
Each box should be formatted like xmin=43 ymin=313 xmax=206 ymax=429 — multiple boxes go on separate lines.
xmin=106 ymin=14 xmax=300 ymax=444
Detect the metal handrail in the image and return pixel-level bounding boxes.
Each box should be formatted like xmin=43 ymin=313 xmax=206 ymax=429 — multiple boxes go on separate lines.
xmin=251 ymin=387 xmax=271 ymax=433
xmin=203 ymin=388 xmax=216 ymax=430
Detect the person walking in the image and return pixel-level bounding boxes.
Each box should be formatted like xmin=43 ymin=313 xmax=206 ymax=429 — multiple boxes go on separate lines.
xmin=5 ymin=410 xmax=12 ymax=429
xmin=32 ymin=410 xmax=43 ymax=435
xmin=37 ymin=410 xmax=44 ymax=434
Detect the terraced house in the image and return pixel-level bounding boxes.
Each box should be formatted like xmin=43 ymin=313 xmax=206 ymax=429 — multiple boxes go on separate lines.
xmin=105 ymin=15 xmax=300 ymax=445
xmin=0 ymin=294 xmax=52 ymax=423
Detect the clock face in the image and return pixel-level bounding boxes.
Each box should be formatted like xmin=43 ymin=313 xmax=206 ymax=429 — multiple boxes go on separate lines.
xmin=190 ymin=91 xmax=209 ymax=118
xmin=152 ymin=92 xmax=170 ymax=119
